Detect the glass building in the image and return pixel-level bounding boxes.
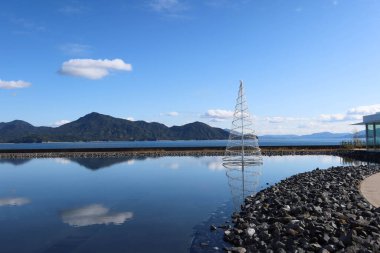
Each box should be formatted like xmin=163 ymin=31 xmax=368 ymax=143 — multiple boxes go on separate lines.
xmin=356 ymin=112 xmax=380 ymax=149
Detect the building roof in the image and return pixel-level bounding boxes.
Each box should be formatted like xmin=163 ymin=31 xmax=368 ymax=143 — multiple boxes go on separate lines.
xmin=353 ymin=112 xmax=380 ymax=125
xmin=364 ymin=112 xmax=380 ymax=124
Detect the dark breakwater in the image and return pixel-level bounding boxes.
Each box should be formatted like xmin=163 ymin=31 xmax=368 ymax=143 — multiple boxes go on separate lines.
xmin=0 ymin=145 xmax=352 ymax=159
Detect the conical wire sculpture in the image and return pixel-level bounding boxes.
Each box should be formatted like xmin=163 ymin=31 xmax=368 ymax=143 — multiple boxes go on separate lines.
xmin=222 ymin=80 xmax=263 ymax=168
xmin=223 ymin=81 xmax=263 ymax=210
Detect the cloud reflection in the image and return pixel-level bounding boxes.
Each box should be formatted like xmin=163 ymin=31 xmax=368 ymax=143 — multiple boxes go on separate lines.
xmin=168 ymin=163 xmax=180 ymax=170
xmin=54 ymin=158 xmax=72 ymax=164
xmin=126 ymin=159 xmax=135 ymax=165
xmin=201 ymin=157 xmax=224 ymax=171
xmin=0 ymin=197 xmax=31 ymax=207
xmin=60 ymin=204 xmax=133 ymax=227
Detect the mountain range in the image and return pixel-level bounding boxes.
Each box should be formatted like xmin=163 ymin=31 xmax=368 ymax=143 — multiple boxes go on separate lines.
xmin=0 ymin=112 xmax=229 ymax=143
xmin=261 ymin=131 xmax=365 ymax=139
xmin=0 ymin=112 xmax=364 ymax=143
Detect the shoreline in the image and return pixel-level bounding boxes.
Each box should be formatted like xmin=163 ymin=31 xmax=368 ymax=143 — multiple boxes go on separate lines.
xmin=0 ymin=146 xmax=353 ymax=159
xmin=222 ymin=165 xmax=380 ymax=252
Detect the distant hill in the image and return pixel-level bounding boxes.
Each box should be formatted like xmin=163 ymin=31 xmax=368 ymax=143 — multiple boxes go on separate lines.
xmin=0 ymin=112 xmax=366 ymax=143
xmin=0 ymin=112 xmax=229 ymax=143
xmin=261 ymin=131 xmax=365 ymax=140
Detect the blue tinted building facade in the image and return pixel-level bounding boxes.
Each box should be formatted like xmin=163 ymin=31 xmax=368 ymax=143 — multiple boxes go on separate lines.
xmin=362 ymin=113 xmax=380 ymax=149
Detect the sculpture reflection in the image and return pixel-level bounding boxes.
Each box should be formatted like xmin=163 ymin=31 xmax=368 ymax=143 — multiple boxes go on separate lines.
xmin=224 ymin=165 xmax=262 ymax=211
xmin=60 ymin=204 xmax=133 ymax=227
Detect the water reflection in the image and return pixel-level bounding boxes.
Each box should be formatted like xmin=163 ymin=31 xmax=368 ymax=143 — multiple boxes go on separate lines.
xmin=0 ymin=197 xmax=31 ymax=207
xmin=340 ymin=156 xmax=368 ymax=166
xmin=0 ymin=155 xmax=347 ymax=253
xmin=225 ymin=166 xmax=262 ymax=211
xmin=204 ymin=157 xmax=224 ymax=171
xmin=54 ymin=158 xmax=72 ymax=164
xmin=60 ymin=204 xmax=133 ymax=227
xmin=0 ymin=159 xmax=32 ymax=166
xmin=67 ymin=157 xmax=140 ymax=170
xmin=0 ymin=157 xmax=148 ymax=170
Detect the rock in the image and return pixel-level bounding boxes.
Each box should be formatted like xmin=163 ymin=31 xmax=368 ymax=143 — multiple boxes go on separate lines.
xmin=324 ymin=244 xmax=336 ymax=252
xmin=246 ymin=228 xmax=255 ymax=237
xmin=322 ymin=233 xmax=330 ymax=244
xmin=210 ymin=225 xmax=217 ymax=231
xmin=310 ymin=243 xmax=322 ymax=250
xmin=224 ymin=247 xmax=246 ymax=253
xmin=287 ymin=228 xmax=298 ymax=236
xmin=223 ymin=165 xmax=380 ymax=252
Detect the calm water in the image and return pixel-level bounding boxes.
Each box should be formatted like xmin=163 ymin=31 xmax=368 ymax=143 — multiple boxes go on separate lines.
xmin=0 ymin=138 xmax=353 ymax=150
xmin=0 ymin=155 xmax=346 ymax=253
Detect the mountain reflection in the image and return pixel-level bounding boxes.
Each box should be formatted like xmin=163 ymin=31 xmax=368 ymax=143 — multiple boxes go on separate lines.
xmin=0 ymin=159 xmax=32 ymax=166
xmin=60 ymin=204 xmax=133 ymax=227
xmin=0 ymin=197 xmax=31 ymax=207
xmin=66 ymin=156 xmax=147 ymax=170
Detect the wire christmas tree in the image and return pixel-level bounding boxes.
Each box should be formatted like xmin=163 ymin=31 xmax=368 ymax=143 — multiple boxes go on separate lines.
xmin=223 ymin=80 xmax=263 ymax=168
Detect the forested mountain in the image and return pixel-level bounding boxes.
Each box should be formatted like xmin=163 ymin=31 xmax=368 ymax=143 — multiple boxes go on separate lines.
xmin=0 ymin=112 xmax=229 ymax=143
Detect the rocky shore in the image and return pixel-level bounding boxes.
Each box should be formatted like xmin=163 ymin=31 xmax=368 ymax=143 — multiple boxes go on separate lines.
xmin=223 ymin=165 xmax=380 ymax=253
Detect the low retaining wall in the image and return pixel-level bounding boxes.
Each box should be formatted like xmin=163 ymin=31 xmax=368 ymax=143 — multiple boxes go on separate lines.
xmin=0 ymin=146 xmax=352 ymax=159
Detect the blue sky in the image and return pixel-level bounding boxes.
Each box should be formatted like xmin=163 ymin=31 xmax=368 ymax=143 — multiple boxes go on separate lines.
xmin=1 ymin=0 xmax=380 ymax=134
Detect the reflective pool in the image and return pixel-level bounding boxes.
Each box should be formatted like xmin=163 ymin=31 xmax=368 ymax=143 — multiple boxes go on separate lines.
xmin=0 ymin=155 xmax=345 ymax=253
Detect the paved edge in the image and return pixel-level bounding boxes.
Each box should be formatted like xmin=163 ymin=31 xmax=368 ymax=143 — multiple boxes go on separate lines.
xmin=360 ymin=172 xmax=380 ymax=208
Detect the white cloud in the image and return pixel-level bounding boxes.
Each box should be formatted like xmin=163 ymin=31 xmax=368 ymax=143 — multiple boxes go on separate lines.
xmin=319 ymin=113 xmax=346 ymax=122
xmin=204 ymin=0 xmax=251 ymax=8
xmin=59 ymin=58 xmax=132 ymax=80
xmin=165 ymin=112 xmax=179 ymax=117
xmin=210 ymin=118 xmax=225 ymax=122
xmin=347 ymin=104 xmax=380 ymax=116
xmin=149 ymin=0 xmax=187 ymax=13
xmin=126 ymin=117 xmax=135 ymax=121
xmin=207 ymin=104 xmax=378 ymax=135
xmin=53 ymin=120 xmax=71 ymax=127
xmin=59 ymin=3 xmax=87 ymax=15
xmin=0 ymin=197 xmax=31 ymax=207
xmin=319 ymin=104 xmax=380 ymax=122
xmin=61 ymin=204 xmax=133 ymax=227
xmin=257 ymin=116 xmax=358 ymax=135
xmin=266 ymin=117 xmax=285 ymax=123
xmin=203 ymin=109 xmax=234 ymax=120
xmin=0 ymin=79 xmax=31 ymax=89
xmin=59 ymin=43 xmax=91 ymax=56
xmin=11 ymin=17 xmax=45 ymax=33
